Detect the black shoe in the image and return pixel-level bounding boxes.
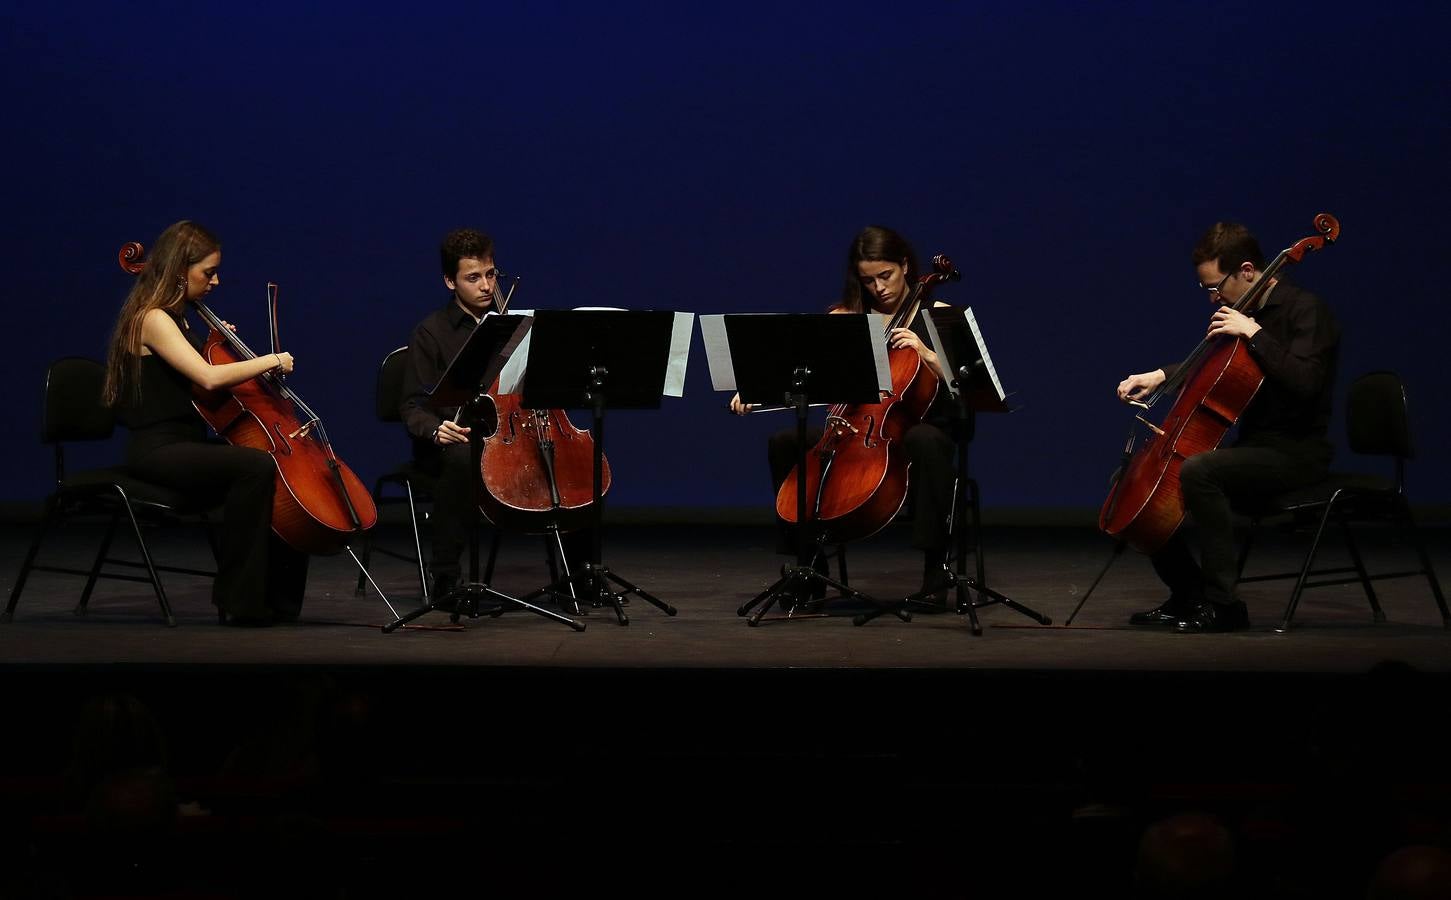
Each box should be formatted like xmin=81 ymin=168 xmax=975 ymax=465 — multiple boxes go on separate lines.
xmin=1175 ymin=600 xmax=1250 ymax=633
xmin=1129 ymin=596 xmax=1199 ymax=627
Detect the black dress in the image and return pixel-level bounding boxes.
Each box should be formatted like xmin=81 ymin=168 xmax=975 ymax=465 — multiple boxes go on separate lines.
xmin=117 ymin=326 xmax=309 ymax=622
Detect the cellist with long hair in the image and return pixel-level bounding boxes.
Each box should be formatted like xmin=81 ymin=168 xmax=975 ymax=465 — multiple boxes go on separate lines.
xmin=730 ymin=225 xmax=959 ymax=610
xmin=103 ymin=220 xmax=308 ymax=626
xmin=1115 ymin=222 xmax=1340 ymax=633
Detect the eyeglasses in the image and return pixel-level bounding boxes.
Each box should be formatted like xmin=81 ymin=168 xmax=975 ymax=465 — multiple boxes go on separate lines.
xmin=1200 ymin=271 xmax=1232 ymax=297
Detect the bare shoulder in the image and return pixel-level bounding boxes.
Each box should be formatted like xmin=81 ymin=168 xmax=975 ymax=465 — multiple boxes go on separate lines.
xmin=141 ymin=307 xmax=181 ymax=331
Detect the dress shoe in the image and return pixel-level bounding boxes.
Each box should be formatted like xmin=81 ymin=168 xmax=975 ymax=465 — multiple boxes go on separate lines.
xmin=1128 ymin=596 xmax=1199 ymax=627
xmin=1175 ymin=600 xmax=1250 ymax=633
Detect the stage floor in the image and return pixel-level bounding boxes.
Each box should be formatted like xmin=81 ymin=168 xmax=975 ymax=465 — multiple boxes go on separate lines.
xmin=2 ymin=520 xmax=1448 ymax=672
xmin=3 ymin=520 xmax=1449 ymax=897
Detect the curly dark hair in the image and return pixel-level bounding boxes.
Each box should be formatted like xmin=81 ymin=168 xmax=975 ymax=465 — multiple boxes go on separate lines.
xmin=440 ymin=228 xmax=495 ymax=280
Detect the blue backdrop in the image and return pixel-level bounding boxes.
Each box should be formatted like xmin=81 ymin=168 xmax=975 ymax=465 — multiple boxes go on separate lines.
xmin=5 ymin=0 xmax=1448 ymax=514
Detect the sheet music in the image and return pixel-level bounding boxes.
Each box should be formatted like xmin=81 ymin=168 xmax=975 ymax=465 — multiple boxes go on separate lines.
xmin=496 ymin=308 xmax=533 ymax=393
xmin=964 ymin=308 xmax=1006 ymax=401
xmin=699 ymin=314 xmax=736 ymax=390
xmin=664 ymin=311 xmax=693 ymax=398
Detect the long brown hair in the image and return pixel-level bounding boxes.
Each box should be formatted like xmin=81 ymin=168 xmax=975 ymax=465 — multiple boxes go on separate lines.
xmin=102 ymin=221 xmax=220 ymax=407
xmin=838 ymin=225 xmax=919 ymax=313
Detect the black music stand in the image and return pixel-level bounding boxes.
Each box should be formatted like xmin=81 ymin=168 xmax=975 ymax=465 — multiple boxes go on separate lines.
xmin=512 ymin=310 xmax=680 ymax=626
xmin=710 ymin=314 xmax=908 ymax=627
xmin=858 ymin=307 xmax=1050 ymax=633
xmin=383 ymin=313 xmax=585 ymax=633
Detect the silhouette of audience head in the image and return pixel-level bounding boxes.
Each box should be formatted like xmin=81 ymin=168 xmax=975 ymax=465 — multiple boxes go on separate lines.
xmin=1134 ymin=812 xmax=1235 ymax=898
xmin=1367 ymin=845 xmax=1451 ymax=900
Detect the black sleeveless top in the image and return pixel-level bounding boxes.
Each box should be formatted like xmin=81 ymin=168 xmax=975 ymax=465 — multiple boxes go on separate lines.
xmin=117 ymin=320 xmax=208 ymax=460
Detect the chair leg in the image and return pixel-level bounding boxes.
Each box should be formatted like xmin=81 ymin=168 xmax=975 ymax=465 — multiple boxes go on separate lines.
xmin=3 ymin=495 xmax=61 ymax=622
xmin=1398 ymin=500 xmax=1451 ymax=628
xmin=1277 ymin=493 xmax=1340 ymax=634
xmin=116 ymin=492 xmax=175 ymax=627
xmin=1339 ymin=520 xmax=1384 ymax=623
xmin=76 ymin=509 xmax=123 ymax=616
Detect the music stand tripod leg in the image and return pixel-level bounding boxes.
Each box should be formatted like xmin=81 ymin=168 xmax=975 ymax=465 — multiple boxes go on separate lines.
xmin=600 ymin=566 xmax=675 ymax=616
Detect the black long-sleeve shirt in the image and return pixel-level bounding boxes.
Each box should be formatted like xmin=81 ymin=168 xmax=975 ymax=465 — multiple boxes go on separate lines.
xmin=1163 ymin=279 xmax=1339 ymax=452
xmin=399 ymin=300 xmax=481 ymax=443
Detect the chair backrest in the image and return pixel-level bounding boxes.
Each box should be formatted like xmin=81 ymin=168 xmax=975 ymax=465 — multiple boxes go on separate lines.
xmin=376 ymin=346 xmax=410 ymax=423
xmin=1346 ymin=371 xmax=1413 ymax=459
xmin=43 ymin=357 xmax=116 ymax=443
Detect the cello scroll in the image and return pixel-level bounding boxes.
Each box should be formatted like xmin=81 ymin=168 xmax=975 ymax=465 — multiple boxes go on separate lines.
xmin=118 ymin=242 xmax=147 ymax=274
xmin=1285 ymin=213 xmax=1340 ymax=263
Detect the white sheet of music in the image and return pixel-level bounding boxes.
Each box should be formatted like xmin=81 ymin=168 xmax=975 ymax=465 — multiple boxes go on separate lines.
xmin=699 ymin=314 xmax=737 ymax=391
xmin=964 ymin=308 xmax=1007 ymax=401
xmin=664 ymin=311 xmax=693 ymax=398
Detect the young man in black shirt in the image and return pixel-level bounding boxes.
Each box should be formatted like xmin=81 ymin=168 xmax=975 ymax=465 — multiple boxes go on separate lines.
xmin=1115 ymin=222 xmax=1340 ymax=633
xmin=399 ymin=229 xmax=502 ymax=600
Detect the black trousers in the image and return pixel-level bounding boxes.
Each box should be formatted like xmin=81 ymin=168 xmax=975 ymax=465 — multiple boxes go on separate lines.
xmin=767 ymin=420 xmax=957 ymax=554
xmin=414 ymin=440 xmax=592 ymax=583
xmin=127 ymin=438 xmax=309 ymax=620
xmin=1150 ymin=441 xmax=1329 ymax=607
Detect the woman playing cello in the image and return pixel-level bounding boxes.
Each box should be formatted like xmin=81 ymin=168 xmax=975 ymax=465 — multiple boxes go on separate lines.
xmin=731 ymin=225 xmax=960 ymax=609
xmin=103 ymin=220 xmax=308 ymax=626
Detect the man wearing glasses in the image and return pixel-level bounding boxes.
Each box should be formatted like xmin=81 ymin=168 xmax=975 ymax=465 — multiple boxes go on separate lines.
xmin=1114 ymin=222 xmax=1341 ymax=632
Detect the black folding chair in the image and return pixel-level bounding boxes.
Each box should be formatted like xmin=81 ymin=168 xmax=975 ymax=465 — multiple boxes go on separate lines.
xmin=354 ymin=347 xmax=434 ymax=600
xmin=4 ymin=358 xmax=217 ymax=627
xmin=1236 ymin=371 xmax=1450 ymax=633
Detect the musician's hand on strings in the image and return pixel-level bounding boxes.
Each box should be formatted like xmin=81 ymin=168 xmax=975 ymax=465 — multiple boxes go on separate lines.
xmin=434 ymin=419 xmax=471 ymax=446
xmin=219 ymin=319 xmax=238 ymax=333
xmin=1207 ymin=306 xmax=1261 ymax=341
xmin=891 ymin=328 xmax=941 ymax=374
xmin=1117 ymin=369 xmax=1165 ymax=404
xmin=728 ymin=392 xmax=758 ymax=416
xmin=889 ymin=328 xmax=925 ymax=354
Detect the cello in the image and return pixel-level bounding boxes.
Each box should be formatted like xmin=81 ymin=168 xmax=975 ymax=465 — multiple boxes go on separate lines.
xmin=1099 ymin=213 xmax=1340 ymax=553
xmin=474 ymin=282 xmax=611 ymax=534
xmin=775 ymin=254 xmax=960 ymax=544
xmin=119 ymin=242 xmax=378 ymax=556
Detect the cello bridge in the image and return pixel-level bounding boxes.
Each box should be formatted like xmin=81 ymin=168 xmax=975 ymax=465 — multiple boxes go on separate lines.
xmin=288 ymin=418 xmax=319 ymax=440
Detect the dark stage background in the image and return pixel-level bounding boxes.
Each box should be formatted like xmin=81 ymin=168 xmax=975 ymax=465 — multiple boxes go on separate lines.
xmin=5 ymin=0 xmax=1448 ymax=515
